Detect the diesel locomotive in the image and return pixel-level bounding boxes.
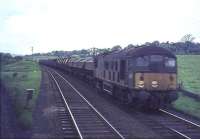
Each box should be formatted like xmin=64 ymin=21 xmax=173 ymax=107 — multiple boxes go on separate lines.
xmin=40 ymin=45 xmax=178 ymax=109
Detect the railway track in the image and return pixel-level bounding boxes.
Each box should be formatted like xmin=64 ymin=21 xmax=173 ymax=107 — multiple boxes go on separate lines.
xmin=128 ymin=106 xmax=200 ymax=139
xmin=47 ymin=68 xmax=125 ymax=139
xmin=125 ymin=108 xmax=200 ymax=139
xmin=46 ymin=67 xmax=200 ymax=139
xmin=132 ymin=107 xmax=200 ymax=139
xmin=157 ymin=109 xmax=200 ymax=139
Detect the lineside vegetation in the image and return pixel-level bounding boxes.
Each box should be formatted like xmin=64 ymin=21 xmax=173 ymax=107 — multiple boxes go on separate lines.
xmin=177 ymin=55 xmax=200 ymax=94
xmin=1 ymin=60 xmax=41 ymax=129
xmin=173 ymin=55 xmax=200 ymax=119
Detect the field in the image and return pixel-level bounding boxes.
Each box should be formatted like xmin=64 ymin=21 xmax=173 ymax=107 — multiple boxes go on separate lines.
xmin=173 ymin=55 xmax=200 ymax=119
xmin=177 ymin=55 xmax=200 ymax=94
xmin=1 ymin=60 xmax=41 ymax=128
xmin=24 ymin=55 xmax=57 ymax=61
xmin=173 ymin=94 xmax=200 ymax=118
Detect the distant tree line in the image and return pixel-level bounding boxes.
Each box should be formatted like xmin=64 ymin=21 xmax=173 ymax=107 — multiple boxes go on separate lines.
xmin=28 ymin=40 xmax=200 ymax=59
xmin=159 ymin=41 xmax=200 ymax=54
xmin=135 ymin=40 xmax=200 ymax=55
xmin=2 ymin=41 xmax=200 ymax=64
xmin=0 ymin=53 xmax=23 ymax=65
xmin=27 ymin=48 xmax=112 ymax=59
xmin=3 ymin=34 xmax=200 ymax=61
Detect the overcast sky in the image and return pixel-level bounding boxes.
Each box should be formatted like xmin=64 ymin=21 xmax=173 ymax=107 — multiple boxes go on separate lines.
xmin=0 ymin=0 xmax=200 ymax=55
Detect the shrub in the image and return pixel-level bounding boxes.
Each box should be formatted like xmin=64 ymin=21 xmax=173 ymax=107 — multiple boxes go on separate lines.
xmin=13 ymin=72 xmax=18 ymax=78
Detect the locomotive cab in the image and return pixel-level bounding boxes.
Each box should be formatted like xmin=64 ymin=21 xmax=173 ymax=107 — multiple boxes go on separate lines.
xmin=133 ymin=54 xmax=177 ymax=91
xmin=126 ymin=46 xmax=178 ymax=108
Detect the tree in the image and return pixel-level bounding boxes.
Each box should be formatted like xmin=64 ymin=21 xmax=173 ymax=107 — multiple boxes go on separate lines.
xmin=0 ymin=53 xmax=14 ymax=64
xmin=111 ymin=45 xmax=122 ymax=51
xmin=181 ymin=34 xmax=195 ymax=42
xmin=152 ymin=41 xmax=160 ymax=46
xmin=88 ymin=47 xmax=98 ymax=56
xmin=126 ymin=44 xmax=135 ymax=49
xmin=97 ymin=48 xmax=110 ymax=54
xmin=14 ymin=56 xmax=23 ymax=61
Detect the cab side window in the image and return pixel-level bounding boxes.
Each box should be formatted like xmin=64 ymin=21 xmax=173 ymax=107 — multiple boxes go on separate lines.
xmin=104 ymin=61 xmax=109 ymax=70
xmin=120 ymin=60 xmax=126 ymax=79
xmin=115 ymin=61 xmax=118 ymax=70
xmin=165 ymin=57 xmax=176 ymax=67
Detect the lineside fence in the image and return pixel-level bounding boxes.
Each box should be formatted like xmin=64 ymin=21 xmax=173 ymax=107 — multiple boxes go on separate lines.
xmin=179 ymin=88 xmax=200 ymax=101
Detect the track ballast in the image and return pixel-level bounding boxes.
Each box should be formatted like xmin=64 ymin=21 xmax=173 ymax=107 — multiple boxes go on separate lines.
xmin=47 ymin=68 xmax=125 ymax=139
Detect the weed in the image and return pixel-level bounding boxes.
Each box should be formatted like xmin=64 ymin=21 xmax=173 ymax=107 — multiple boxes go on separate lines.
xmin=1 ymin=60 xmax=41 ymax=129
xmin=12 ymin=72 xmax=18 ymax=78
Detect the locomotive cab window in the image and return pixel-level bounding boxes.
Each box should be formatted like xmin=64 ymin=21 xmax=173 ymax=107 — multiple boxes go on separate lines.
xmin=150 ymin=55 xmax=163 ymax=62
xmin=136 ymin=56 xmax=149 ymax=66
xmin=165 ymin=57 xmax=176 ymax=67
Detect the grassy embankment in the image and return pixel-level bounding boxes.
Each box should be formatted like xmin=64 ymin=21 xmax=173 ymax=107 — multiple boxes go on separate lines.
xmin=172 ymin=55 xmax=200 ymax=118
xmin=1 ymin=60 xmax=41 ymax=129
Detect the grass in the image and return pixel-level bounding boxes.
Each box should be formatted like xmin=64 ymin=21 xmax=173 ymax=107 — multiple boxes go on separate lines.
xmin=173 ymin=55 xmax=200 ymax=119
xmin=177 ymin=55 xmax=200 ymax=94
xmin=172 ymin=93 xmax=200 ymax=119
xmin=1 ymin=60 xmax=41 ymax=129
xmin=24 ymin=55 xmax=57 ymax=61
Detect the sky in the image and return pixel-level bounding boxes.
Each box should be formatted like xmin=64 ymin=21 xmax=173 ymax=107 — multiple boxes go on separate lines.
xmin=0 ymin=0 xmax=200 ymax=55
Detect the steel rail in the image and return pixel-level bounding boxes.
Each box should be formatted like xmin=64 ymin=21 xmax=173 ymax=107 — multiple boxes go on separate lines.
xmin=53 ymin=69 xmax=125 ymax=139
xmin=159 ymin=109 xmax=200 ymax=128
xmin=169 ymin=128 xmax=191 ymax=139
xmin=48 ymin=70 xmax=83 ymax=139
xmin=159 ymin=109 xmax=200 ymax=139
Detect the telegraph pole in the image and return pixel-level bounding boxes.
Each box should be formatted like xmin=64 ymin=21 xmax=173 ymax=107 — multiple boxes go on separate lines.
xmin=31 ymin=46 xmax=34 ymax=61
xmin=31 ymin=46 xmax=34 ymax=55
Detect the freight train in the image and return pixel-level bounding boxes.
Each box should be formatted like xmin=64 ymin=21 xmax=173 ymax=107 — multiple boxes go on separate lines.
xmin=40 ymin=45 xmax=178 ymax=109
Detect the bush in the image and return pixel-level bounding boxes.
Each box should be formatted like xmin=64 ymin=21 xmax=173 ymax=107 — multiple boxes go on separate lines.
xmin=18 ymin=110 xmax=32 ymax=129
xmin=13 ymin=72 xmax=18 ymax=78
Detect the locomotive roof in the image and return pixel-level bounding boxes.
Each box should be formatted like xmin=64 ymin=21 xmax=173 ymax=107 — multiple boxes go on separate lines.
xmin=98 ymin=45 xmax=176 ymax=59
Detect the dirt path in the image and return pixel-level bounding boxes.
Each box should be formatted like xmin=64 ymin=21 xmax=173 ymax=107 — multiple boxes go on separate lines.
xmin=31 ymin=67 xmax=59 ymax=139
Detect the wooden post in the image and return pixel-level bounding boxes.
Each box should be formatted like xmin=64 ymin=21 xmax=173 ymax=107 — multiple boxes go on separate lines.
xmin=24 ymin=89 xmax=34 ymax=109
